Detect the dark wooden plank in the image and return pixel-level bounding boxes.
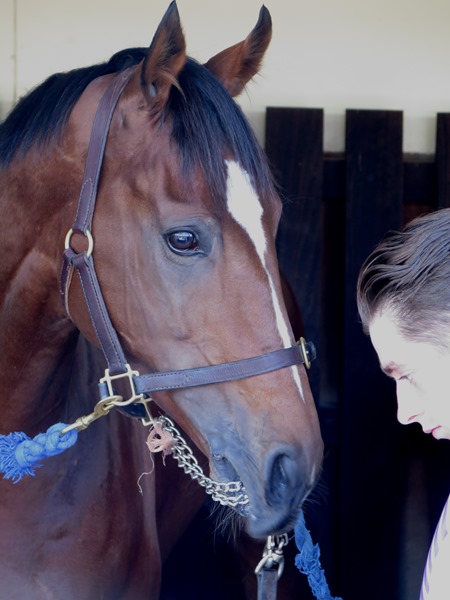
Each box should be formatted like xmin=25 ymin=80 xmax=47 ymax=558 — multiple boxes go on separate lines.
xmin=324 ymin=154 xmax=346 ymax=202
xmin=324 ymin=154 xmax=436 ymax=207
xmin=341 ymin=109 xmax=404 ymax=599
xmin=403 ymin=156 xmax=436 ymax=206
xmin=265 ymin=108 xmax=343 ymax=590
xmin=265 ymin=107 xmax=323 ymax=402
xmin=436 ymin=113 xmax=450 ymax=208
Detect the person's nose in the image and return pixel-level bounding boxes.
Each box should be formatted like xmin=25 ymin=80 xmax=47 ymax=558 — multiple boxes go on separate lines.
xmin=396 ymin=384 xmax=423 ymax=425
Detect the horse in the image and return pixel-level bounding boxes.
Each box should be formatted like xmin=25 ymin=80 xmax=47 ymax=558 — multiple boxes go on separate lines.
xmin=0 ymin=3 xmax=323 ymax=598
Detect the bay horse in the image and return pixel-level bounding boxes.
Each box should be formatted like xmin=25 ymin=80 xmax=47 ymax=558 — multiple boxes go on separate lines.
xmin=0 ymin=3 xmax=323 ymax=598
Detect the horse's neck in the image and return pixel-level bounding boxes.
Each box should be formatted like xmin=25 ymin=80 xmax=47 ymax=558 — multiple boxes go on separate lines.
xmin=0 ymin=288 xmax=101 ymax=436
xmin=0 ymin=230 xmax=96 ymax=435
xmin=0 ymin=147 xmax=84 ymax=434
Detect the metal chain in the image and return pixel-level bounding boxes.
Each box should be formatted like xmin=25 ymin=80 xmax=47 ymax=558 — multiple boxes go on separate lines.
xmin=61 ymin=392 xmax=249 ymax=510
xmin=156 ymin=415 xmax=250 ymax=510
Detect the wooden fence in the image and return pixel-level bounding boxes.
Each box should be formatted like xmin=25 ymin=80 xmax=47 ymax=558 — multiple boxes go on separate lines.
xmin=266 ymin=108 xmax=450 ymax=600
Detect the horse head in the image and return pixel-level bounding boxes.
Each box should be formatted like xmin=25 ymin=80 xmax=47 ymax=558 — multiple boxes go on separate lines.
xmin=63 ymin=2 xmax=323 ymax=539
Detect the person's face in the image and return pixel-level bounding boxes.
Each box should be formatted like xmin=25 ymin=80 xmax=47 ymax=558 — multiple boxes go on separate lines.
xmin=369 ymin=309 xmax=450 ymax=440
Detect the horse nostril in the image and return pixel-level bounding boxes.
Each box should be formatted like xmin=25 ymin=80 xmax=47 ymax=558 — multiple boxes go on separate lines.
xmin=265 ymin=453 xmax=298 ymax=507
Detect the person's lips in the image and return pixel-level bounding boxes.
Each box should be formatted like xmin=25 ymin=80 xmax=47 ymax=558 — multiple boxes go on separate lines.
xmin=423 ymin=426 xmax=440 ymax=436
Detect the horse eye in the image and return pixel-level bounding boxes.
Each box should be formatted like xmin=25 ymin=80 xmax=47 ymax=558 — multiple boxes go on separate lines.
xmin=166 ymin=231 xmax=200 ymax=254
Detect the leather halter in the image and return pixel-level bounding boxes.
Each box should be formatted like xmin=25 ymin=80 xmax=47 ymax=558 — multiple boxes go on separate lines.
xmin=60 ymin=69 xmax=315 ymax=418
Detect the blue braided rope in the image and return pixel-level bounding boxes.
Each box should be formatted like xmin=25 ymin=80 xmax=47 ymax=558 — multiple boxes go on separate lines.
xmin=295 ymin=511 xmax=342 ymax=600
xmin=0 ymin=423 xmax=78 ymax=483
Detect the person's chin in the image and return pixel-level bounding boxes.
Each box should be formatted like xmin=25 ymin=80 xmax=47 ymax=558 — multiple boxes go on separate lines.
xmin=431 ymin=426 xmax=450 ymax=440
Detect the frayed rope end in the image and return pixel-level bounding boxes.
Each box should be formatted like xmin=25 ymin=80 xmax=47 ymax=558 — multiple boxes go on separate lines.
xmin=0 ymin=423 xmax=78 ymax=484
xmin=294 ymin=510 xmax=343 ymax=600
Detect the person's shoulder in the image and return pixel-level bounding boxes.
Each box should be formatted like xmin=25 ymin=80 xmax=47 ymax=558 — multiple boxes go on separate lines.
xmin=426 ymin=498 xmax=450 ymax=599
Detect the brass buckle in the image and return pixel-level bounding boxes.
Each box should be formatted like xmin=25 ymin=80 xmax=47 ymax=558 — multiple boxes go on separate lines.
xmin=99 ymin=363 xmax=145 ymax=406
xmin=298 ymin=337 xmax=313 ymax=369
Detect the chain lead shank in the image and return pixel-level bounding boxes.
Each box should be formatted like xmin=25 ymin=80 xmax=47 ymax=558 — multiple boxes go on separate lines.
xmin=156 ymin=415 xmax=249 ymax=510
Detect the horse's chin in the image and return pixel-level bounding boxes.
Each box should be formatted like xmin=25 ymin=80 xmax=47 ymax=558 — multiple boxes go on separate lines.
xmin=207 ymin=456 xmax=310 ymax=540
xmin=207 ymin=474 xmax=305 ymax=540
xmin=245 ymin=507 xmax=301 ymax=540
xmin=242 ymin=480 xmax=311 ymax=539
xmin=208 ymin=495 xmax=302 ymax=542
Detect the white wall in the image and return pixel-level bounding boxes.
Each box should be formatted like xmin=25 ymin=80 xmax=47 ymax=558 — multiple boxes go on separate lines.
xmin=0 ymin=0 xmax=15 ymax=119
xmin=2 ymin=0 xmax=450 ymax=153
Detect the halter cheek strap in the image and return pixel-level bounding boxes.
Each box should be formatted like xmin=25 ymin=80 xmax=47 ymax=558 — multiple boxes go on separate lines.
xmin=60 ymin=70 xmax=315 ymax=419
xmin=60 ymin=68 xmax=132 ymax=375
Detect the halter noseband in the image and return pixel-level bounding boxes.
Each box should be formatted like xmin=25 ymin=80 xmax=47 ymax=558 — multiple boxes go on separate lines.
xmin=60 ymin=69 xmax=315 ymax=419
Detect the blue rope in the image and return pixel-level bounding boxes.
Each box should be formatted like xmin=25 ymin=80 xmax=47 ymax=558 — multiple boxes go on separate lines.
xmin=294 ymin=510 xmax=342 ymax=600
xmin=0 ymin=423 xmax=78 ymax=483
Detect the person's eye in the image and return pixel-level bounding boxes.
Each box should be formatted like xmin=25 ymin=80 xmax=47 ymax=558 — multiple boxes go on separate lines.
xmin=166 ymin=230 xmax=201 ymax=255
xmin=399 ymin=373 xmax=413 ymax=383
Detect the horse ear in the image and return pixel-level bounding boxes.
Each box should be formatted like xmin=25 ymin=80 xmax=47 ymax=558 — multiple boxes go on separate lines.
xmin=204 ymin=6 xmax=272 ymax=97
xmin=141 ymin=1 xmax=186 ymax=112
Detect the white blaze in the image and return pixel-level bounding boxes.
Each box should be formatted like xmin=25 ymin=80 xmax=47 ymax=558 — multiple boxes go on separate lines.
xmin=225 ymin=160 xmax=304 ymax=399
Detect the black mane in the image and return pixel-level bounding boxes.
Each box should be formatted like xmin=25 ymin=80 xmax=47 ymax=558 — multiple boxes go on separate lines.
xmin=0 ymin=48 xmax=274 ymax=201
xmin=0 ymin=48 xmax=147 ymax=165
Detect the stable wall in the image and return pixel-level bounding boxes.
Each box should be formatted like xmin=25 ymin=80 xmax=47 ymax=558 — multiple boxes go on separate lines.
xmin=1 ymin=0 xmax=450 ymax=153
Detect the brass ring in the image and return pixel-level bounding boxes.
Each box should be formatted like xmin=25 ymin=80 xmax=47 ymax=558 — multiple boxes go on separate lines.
xmin=65 ymin=228 xmax=94 ymax=258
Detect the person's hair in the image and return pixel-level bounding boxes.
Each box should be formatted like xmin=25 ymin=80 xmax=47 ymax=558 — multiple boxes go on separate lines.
xmin=357 ymin=208 xmax=450 ymax=345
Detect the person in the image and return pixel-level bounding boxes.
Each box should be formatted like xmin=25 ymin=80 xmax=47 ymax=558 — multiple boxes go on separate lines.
xmin=356 ymin=207 xmax=450 ymax=600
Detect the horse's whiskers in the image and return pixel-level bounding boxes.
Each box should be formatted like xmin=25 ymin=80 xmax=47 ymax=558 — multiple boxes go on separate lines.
xmin=208 ymin=499 xmax=246 ymax=544
xmin=302 ymin=477 xmax=329 ymax=510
